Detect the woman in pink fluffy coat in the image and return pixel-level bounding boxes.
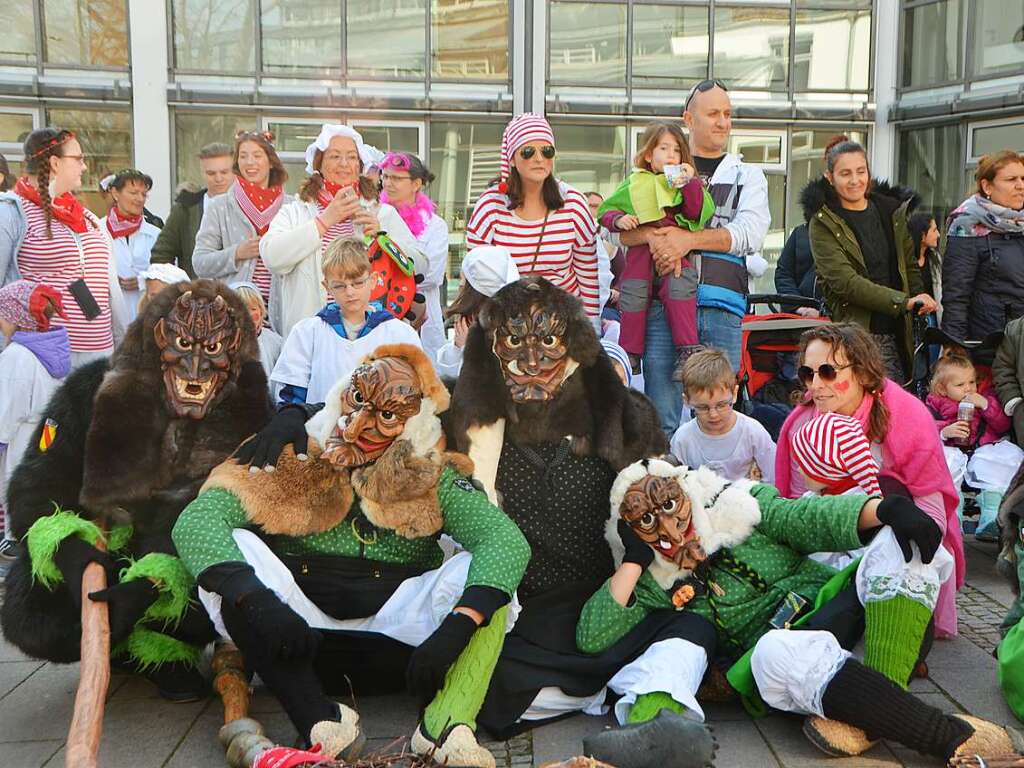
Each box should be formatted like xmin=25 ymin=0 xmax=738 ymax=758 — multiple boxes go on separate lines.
xmin=776 ymin=323 xmax=964 ymax=639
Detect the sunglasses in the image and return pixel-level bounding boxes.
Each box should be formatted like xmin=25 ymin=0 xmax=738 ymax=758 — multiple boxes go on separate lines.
xmin=519 ymin=145 xmax=556 ymax=160
xmin=684 ymin=78 xmax=729 ymax=111
xmin=797 ymin=362 xmax=853 ymax=386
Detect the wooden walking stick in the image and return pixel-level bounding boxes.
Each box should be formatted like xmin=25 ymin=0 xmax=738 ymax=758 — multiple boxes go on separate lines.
xmin=213 ymin=643 xmax=274 ymax=768
xmin=65 ymin=537 xmax=110 ymax=768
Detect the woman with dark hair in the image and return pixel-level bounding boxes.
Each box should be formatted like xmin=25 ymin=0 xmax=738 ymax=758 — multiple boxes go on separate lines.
xmin=941 ymin=150 xmax=1024 ymax=343
xmin=100 ymin=168 xmax=160 ymax=320
xmin=802 ymin=136 xmax=935 ymax=382
xmin=260 ymin=124 xmax=423 ymax=336
xmin=379 ymin=151 xmax=450 ymax=361
xmin=193 ymin=130 xmax=292 ymax=330
xmin=0 ymin=153 xmax=11 ymax=192
xmin=907 ymin=211 xmax=941 ymax=305
xmin=775 ymin=322 xmax=964 ymax=639
xmin=465 ymin=113 xmax=600 ymax=325
xmin=0 ymin=128 xmax=126 ymax=366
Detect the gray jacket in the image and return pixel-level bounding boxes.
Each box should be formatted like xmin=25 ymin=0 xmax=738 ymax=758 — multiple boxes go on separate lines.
xmin=0 ymin=192 xmax=29 ymax=288
xmin=192 ymin=187 xmax=293 ymax=332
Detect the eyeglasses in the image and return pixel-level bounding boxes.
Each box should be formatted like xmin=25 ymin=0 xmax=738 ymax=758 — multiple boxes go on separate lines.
xmin=519 ymin=145 xmax=556 ymax=160
xmin=60 ymin=154 xmax=86 ymax=165
xmin=381 ymin=172 xmax=412 ymax=183
xmin=684 ymin=78 xmax=729 ymax=111
xmin=797 ymin=362 xmax=853 ymax=386
xmin=690 ymin=398 xmax=734 ymax=415
xmin=328 ymin=277 xmax=369 ymax=293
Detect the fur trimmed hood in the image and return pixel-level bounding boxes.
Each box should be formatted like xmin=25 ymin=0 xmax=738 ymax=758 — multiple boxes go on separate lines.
xmin=799 ymin=176 xmax=922 ymax=224
xmin=605 ymin=460 xmax=762 ymax=590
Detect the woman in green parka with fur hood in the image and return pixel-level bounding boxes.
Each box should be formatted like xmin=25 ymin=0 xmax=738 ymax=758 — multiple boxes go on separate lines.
xmin=802 ymin=136 xmax=937 ymax=381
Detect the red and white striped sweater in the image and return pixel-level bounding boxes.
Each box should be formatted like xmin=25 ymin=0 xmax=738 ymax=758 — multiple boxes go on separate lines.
xmin=466 ymin=186 xmax=600 ymax=317
xmin=16 ymin=199 xmax=114 ymax=352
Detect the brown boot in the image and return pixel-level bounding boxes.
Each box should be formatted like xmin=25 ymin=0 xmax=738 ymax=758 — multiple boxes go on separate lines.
xmin=803 ymin=716 xmax=877 ymax=757
xmin=949 ymin=714 xmax=1018 ymax=761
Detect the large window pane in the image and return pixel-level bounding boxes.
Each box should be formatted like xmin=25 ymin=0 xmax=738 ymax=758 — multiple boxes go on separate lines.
xmin=173 ymin=0 xmax=256 ymax=73
xmin=428 ymin=121 xmax=504 ymax=293
xmin=262 ymin=0 xmax=342 ymax=74
xmin=794 ymin=8 xmax=871 ymax=91
xmin=898 ymin=124 xmax=964 ymax=223
xmin=431 ymin=0 xmax=508 ymax=81
xmin=786 ymin=129 xmax=867 ymax=232
xmin=352 ymin=125 xmax=420 ymax=155
xmin=729 ymin=133 xmax=782 ymax=165
xmin=902 ymin=0 xmax=962 ymax=88
xmin=47 ymin=108 xmax=131 ymax=213
xmin=174 ymin=112 xmax=254 ymax=189
xmin=549 ymin=2 xmax=626 ymax=86
xmin=971 ymin=121 xmax=1024 ymax=158
xmin=348 ymin=0 xmax=425 ymax=78
xmin=972 ymin=0 xmax=1024 ymax=79
xmin=0 ymin=113 xmax=35 ymax=145
xmin=632 ymin=5 xmax=708 ymax=89
xmin=3 ymin=1 xmax=36 ymax=65
xmin=549 ymin=123 xmax=627 ymax=199
xmin=713 ymin=7 xmax=789 ymax=91
xmin=754 ymin=173 xmax=786 ymax=295
xmin=43 ymin=0 xmax=128 ymax=67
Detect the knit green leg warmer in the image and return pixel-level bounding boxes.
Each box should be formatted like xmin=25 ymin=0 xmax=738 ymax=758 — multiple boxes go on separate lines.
xmin=863 ymin=595 xmax=932 ymax=689
xmin=627 ymin=691 xmax=688 ymax=724
xmin=423 ymin=606 xmax=508 ymax=740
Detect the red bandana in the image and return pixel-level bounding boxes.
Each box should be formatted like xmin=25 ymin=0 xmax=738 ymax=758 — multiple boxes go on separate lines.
xmin=314 ymin=179 xmax=356 ymax=246
xmin=14 ymin=177 xmax=89 ymax=234
xmin=105 ymin=205 xmax=143 ymax=239
xmin=234 ymin=177 xmax=284 ymax=236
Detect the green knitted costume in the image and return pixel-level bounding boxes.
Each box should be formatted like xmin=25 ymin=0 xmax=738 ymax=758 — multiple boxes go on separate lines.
xmin=423 ymin=606 xmax=509 ymax=740
xmin=863 ymin=596 xmax=931 ymax=689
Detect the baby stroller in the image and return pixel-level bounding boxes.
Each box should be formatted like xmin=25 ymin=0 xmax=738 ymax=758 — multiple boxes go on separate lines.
xmin=737 ymin=294 xmax=828 ymax=441
xmin=910 ymin=323 xmax=1012 ymax=538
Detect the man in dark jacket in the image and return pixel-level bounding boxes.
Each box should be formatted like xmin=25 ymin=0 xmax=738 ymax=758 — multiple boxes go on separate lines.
xmin=149 ymin=142 xmax=233 ymax=278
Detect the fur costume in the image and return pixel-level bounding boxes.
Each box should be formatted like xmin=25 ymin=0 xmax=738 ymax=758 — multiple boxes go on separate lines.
xmin=1 ymin=279 xmax=272 ymax=670
xmin=173 ymin=343 xmax=530 ymax=767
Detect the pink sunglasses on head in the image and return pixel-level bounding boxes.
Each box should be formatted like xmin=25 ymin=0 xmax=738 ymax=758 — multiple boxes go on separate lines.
xmin=380 ymin=152 xmax=411 ymax=172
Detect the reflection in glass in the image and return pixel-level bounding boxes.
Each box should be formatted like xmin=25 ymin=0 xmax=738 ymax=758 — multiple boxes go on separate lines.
xmin=428 ymin=121 xmax=503 ymax=288
xmin=0 ymin=113 xmax=35 ymax=145
xmin=348 ymin=0 xmax=426 ymax=78
xmin=729 ymin=134 xmax=782 ymax=165
xmin=174 ymin=112 xmax=256 ymax=189
xmin=352 ymin=125 xmax=420 ymax=156
xmin=753 ymin=173 xmax=787 ymax=295
xmin=898 ymin=123 xmax=963 ymax=222
xmin=902 ymin=0 xmax=962 ymax=88
xmin=548 ymin=123 xmax=627 ymax=200
xmin=971 ymin=121 xmax=1024 ymax=158
xmin=431 ymin=0 xmax=508 ymax=81
xmin=262 ymin=0 xmax=342 ymax=73
xmin=632 ymin=5 xmax=708 ymax=88
xmin=713 ymin=7 xmax=789 ymax=91
xmin=266 ymin=122 xmax=325 ymax=154
xmin=173 ymin=0 xmax=256 ymax=73
xmin=972 ymin=0 xmax=1024 ymax=79
xmin=550 ymin=3 xmax=626 ymax=85
xmin=786 ymin=129 xmax=866 ymax=232
xmin=794 ymin=8 xmax=871 ymax=91
xmin=44 ymin=0 xmax=128 ymax=67
xmin=47 ymin=108 xmax=131 ymax=212
xmin=4 ymin=1 xmax=36 ymax=65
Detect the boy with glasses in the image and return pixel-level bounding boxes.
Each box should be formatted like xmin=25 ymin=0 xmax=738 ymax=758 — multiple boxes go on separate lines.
xmin=670 ymin=348 xmax=776 ymax=482
xmin=270 ymin=237 xmax=420 ymax=406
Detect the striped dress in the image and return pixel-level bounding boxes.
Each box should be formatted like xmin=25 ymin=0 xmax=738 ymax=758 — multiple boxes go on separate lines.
xmin=16 ymin=200 xmax=114 ymax=352
xmin=466 ymin=186 xmax=600 ymax=317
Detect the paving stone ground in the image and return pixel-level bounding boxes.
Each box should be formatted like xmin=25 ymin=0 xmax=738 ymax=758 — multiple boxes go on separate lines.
xmin=0 ymin=535 xmax=1018 ymax=767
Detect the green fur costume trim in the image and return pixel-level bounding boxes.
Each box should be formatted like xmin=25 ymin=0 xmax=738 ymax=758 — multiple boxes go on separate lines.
xmin=114 ymin=627 xmax=201 ymax=671
xmin=25 ymin=508 xmax=133 ymax=590
xmin=119 ymin=553 xmax=194 ymax=626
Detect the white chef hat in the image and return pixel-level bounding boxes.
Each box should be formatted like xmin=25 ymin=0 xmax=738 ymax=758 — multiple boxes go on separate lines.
xmin=137 ymin=263 xmax=190 ymax=291
xmin=461 ymin=246 xmax=521 ymax=298
xmin=303 ymin=124 xmax=382 ymax=175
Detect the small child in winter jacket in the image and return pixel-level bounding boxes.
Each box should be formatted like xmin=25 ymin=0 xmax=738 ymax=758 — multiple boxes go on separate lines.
xmin=231 ymin=281 xmax=283 ymax=391
xmin=598 ymin=121 xmax=714 ymax=380
xmin=0 ymin=280 xmax=71 ymax=563
xmin=928 ymin=351 xmax=1021 ymax=538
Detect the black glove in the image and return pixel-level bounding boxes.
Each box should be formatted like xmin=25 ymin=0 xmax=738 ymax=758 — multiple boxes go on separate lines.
xmin=232 ymin=405 xmax=310 ymax=469
xmin=88 ymin=579 xmax=159 ymax=644
xmin=876 ymin=495 xmax=943 ymax=564
xmin=237 ymin=587 xmax=322 ymax=661
xmin=52 ymin=536 xmax=117 ymax=611
xmin=406 ymin=611 xmax=477 ymax=701
xmin=618 ymin=519 xmax=655 ymax=569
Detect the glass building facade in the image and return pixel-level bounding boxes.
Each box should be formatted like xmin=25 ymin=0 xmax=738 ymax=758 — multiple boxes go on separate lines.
xmin=1 ymin=0 xmax=1021 ymax=291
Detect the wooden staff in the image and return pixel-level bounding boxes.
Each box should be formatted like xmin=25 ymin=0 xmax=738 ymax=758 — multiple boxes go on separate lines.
xmin=65 ymin=538 xmax=110 ymax=768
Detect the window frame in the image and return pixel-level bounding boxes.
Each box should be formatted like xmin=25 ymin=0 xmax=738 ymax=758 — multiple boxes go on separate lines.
xmin=0 ymin=106 xmax=41 ymax=163
xmin=966 ymin=116 xmax=1024 ymax=165
xmin=349 ymin=118 xmax=426 ymax=160
xmin=39 ymin=0 xmax=131 ymax=71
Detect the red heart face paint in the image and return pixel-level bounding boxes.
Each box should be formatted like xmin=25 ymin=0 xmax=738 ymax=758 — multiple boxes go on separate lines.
xmin=833 ymin=379 xmax=851 ymax=393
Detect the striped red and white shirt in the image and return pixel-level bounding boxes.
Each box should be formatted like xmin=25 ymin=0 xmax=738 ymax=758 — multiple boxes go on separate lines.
xmin=466 ymin=186 xmax=600 ymax=317
xmin=17 ymin=199 xmax=114 ymax=352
